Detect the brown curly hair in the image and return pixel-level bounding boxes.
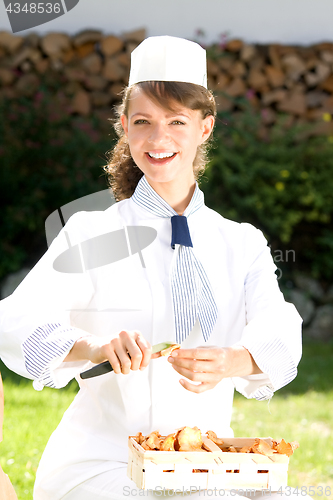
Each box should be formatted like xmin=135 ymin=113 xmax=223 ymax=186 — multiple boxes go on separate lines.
xmin=104 ymin=81 xmax=216 ymax=201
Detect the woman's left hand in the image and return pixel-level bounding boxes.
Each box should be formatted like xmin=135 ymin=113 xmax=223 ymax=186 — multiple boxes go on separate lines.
xmin=168 ymin=345 xmax=261 ymax=393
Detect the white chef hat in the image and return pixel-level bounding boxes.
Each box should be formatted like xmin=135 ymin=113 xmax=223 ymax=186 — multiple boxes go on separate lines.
xmin=128 ymin=35 xmax=207 ymax=89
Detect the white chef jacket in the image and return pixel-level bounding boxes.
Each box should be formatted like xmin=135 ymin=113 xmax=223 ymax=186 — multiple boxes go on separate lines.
xmin=0 ymin=181 xmax=302 ymax=499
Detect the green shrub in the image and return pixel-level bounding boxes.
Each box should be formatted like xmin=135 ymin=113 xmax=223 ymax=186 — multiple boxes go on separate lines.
xmin=0 ymin=86 xmax=115 ymax=281
xmin=202 ymin=100 xmax=333 ymax=283
xmin=1 ymin=88 xmax=333 ymax=285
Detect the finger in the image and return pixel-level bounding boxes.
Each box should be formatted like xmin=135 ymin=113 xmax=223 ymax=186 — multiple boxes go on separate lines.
xmin=170 ymin=347 xmax=215 ymax=360
xmin=110 ymin=333 xmax=133 ymax=374
xmin=151 ymin=352 xmax=161 ymax=359
xmin=135 ymin=331 xmax=151 ymax=351
xmin=170 ymin=364 xmax=212 ymax=383
xmin=168 ymin=356 xmax=212 ymax=373
xmin=107 ymin=350 xmax=122 ymax=375
xmin=135 ymin=335 xmax=152 ymax=370
xmin=116 ymin=347 xmax=133 ymax=374
xmin=122 ymin=335 xmax=144 ymax=372
xmin=179 ymin=378 xmax=214 ymax=394
xmin=120 ymin=331 xmax=152 ymax=371
xmin=106 ymin=338 xmax=123 ymax=374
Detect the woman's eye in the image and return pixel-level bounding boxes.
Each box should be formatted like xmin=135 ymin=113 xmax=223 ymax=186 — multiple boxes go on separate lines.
xmin=134 ymin=119 xmax=148 ymax=124
xmin=171 ymin=120 xmax=185 ymax=125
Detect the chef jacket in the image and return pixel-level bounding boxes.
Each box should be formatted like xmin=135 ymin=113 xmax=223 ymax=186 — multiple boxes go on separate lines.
xmin=0 ymin=180 xmax=302 ymax=498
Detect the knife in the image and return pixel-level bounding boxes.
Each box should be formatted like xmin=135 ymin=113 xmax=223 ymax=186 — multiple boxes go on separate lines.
xmin=80 ymin=341 xmax=176 ymax=379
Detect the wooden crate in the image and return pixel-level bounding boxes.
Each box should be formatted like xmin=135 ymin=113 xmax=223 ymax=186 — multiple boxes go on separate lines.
xmin=127 ymin=436 xmax=289 ymax=491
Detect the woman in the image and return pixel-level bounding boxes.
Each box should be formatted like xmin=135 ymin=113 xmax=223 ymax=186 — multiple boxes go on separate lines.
xmin=0 ymin=36 xmax=304 ymax=499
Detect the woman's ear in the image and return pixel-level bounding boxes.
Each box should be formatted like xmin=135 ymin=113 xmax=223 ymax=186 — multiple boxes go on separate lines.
xmin=121 ymin=115 xmax=128 ymax=137
xmin=201 ymin=115 xmax=215 ymax=144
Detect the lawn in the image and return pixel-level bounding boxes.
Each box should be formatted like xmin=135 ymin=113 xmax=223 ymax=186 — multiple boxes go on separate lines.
xmin=232 ymin=342 xmax=333 ymax=498
xmin=0 ymin=342 xmax=332 ymax=499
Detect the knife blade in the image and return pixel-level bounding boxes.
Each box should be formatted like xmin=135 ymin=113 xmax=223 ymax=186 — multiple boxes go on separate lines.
xmin=80 ymin=341 xmax=175 ymax=379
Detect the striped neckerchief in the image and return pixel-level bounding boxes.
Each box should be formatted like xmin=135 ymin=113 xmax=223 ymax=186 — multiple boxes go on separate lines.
xmin=132 ymin=175 xmax=218 ymax=343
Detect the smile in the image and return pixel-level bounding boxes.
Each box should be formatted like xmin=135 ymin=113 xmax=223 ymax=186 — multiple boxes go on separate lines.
xmin=147 ymin=152 xmax=177 ymax=159
xmin=145 ymin=152 xmax=178 ymax=165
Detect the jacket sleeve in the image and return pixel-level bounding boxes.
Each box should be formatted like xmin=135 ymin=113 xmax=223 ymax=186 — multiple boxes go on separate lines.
xmin=232 ymin=223 xmax=302 ymax=400
xmin=0 ymin=212 xmax=95 ymax=390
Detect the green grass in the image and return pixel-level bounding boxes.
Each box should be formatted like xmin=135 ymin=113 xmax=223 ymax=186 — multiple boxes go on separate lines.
xmin=232 ymin=342 xmax=333 ymax=498
xmin=0 ymin=374 xmax=78 ymax=498
xmin=0 ymin=342 xmax=332 ymax=499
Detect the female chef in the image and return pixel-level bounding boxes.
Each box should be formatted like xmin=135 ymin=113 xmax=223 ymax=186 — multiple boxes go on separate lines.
xmin=0 ymin=36 xmax=307 ymax=499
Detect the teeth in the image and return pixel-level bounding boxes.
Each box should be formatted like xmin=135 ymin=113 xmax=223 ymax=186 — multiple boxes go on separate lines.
xmin=148 ymin=152 xmax=175 ymax=159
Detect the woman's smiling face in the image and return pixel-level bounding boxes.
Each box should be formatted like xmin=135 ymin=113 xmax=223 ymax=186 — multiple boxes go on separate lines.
xmin=121 ymin=86 xmax=214 ymax=191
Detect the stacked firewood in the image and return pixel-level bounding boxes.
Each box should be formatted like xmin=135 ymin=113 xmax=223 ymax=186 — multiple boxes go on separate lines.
xmin=0 ymin=28 xmax=144 ymax=122
xmin=0 ymin=29 xmax=332 ymax=134
xmin=208 ymin=38 xmax=333 ymax=135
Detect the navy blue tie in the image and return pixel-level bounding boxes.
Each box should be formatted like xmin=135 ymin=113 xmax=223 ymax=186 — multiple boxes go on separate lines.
xmin=171 ymin=215 xmax=193 ymax=249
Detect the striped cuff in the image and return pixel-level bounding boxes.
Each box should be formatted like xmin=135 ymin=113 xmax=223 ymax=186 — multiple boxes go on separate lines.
xmin=22 ymin=323 xmax=85 ymax=389
xmin=232 ymin=373 xmax=275 ymax=401
xmin=250 ymin=384 xmax=275 ymax=401
xmin=240 ymin=338 xmax=298 ymax=400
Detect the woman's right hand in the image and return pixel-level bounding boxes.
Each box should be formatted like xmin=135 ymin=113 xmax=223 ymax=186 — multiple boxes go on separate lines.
xmin=64 ymin=331 xmax=152 ymax=374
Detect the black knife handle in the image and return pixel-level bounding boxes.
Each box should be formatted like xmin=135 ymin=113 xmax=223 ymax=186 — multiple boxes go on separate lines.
xmin=80 ymin=360 xmax=113 ymax=379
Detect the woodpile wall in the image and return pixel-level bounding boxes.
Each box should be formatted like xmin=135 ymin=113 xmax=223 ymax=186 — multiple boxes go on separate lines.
xmin=1 ymin=29 xmax=333 ymax=340
xmin=1 ymin=28 xmax=333 ymax=134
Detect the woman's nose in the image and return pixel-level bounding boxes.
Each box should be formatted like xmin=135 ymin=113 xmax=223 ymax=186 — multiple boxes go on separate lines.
xmin=147 ymin=124 xmax=171 ymax=145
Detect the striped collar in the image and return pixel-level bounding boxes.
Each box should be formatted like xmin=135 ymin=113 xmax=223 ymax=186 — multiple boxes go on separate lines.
xmin=131 ymin=175 xmax=204 ymax=218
